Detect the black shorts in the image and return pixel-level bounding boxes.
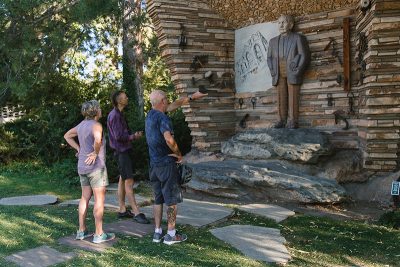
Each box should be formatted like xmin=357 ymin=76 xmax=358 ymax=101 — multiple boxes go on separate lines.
xmin=115 ymin=150 xmax=134 ymax=180
xmin=149 ymin=163 xmax=182 ymax=206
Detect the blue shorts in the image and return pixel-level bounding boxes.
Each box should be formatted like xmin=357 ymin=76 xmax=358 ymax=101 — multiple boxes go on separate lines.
xmin=149 ymin=163 xmax=182 ymax=206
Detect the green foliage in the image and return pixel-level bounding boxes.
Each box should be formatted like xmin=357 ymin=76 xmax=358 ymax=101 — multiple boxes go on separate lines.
xmin=378 ymin=210 xmax=400 ymax=229
xmin=0 ymin=125 xmax=21 ymax=163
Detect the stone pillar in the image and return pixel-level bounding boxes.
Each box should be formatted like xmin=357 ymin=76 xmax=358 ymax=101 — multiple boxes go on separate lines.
xmin=356 ymin=0 xmax=400 ymax=171
xmin=147 ymin=0 xmax=236 ymax=152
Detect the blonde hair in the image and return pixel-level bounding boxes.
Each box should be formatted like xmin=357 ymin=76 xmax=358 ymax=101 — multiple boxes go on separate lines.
xmin=81 ymin=100 xmax=100 ymax=119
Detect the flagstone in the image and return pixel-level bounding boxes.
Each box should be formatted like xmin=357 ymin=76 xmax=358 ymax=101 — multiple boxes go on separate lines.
xmin=5 ymin=245 xmax=75 ymax=267
xmin=0 ymin=195 xmax=58 ymax=206
xmin=58 ymin=235 xmax=118 ymax=253
xmin=210 ymin=225 xmax=291 ymax=264
xmin=140 ymin=198 xmax=234 ymax=227
xmin=238 ymin=203 xmax=295 ymax=222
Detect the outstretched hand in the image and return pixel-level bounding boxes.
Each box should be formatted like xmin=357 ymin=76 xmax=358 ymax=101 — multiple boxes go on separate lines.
xmin=191 ymin=91 xmax=208 ymax=100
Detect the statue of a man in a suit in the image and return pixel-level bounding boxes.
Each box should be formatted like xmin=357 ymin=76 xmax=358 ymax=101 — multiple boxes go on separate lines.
xmin=267 ymin=14 xmax=310 ymax=129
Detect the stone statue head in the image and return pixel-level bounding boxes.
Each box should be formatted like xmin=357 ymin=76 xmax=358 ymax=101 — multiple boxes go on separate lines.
xmin=278 ymin=15 xmax=294 ymax=35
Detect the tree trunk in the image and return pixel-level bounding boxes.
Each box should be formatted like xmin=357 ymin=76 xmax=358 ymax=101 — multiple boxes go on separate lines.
xmin=122 ymin=0 xmax=144 ymax=120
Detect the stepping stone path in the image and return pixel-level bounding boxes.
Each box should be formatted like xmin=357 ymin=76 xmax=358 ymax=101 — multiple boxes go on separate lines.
xmin=5 ymin=245 xmax=75 ymax=267
xmin=59 ymin=193 xmax=151 ymax=210
xmin=210 ymin=225 xmax=291 ymax=264
xmin=238 ymin=203 xmax=295 ymax=222
xmin=140 ymin=198 xmax=234 ymax=227
xmin=58 ymin=235 xmax=118 ymax=253
xmin=0 ymin=195 xmax=58 ymax=206
xmin=104 ymin=220 xmax=154 ymax=238
xmin=5 ymin=198 xmax=293 ymax=266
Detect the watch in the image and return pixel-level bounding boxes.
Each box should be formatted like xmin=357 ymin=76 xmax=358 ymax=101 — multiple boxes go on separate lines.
xmin=188 ymin=95 xmax=193 ymax=101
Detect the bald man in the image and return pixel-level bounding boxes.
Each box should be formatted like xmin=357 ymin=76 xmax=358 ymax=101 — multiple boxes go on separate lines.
xmin=145 ymin=90 xmax=206 ymax=245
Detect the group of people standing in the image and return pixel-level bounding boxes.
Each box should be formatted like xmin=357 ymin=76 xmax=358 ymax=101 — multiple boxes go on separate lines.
xmin=64 ymin=89 xmax=206 ymax=245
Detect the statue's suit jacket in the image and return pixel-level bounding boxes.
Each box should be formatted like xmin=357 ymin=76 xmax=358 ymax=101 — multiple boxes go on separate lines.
xmin=267 ymin=32 xmax=310 ymax=85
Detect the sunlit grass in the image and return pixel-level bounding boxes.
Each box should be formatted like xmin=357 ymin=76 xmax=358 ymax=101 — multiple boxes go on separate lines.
xmin=0 ymin=162 xmax=399 ymax=266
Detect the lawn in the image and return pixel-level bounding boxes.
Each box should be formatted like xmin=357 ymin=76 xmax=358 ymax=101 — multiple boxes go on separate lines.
xmin=0 ymin=162 xmax=399 ymax=267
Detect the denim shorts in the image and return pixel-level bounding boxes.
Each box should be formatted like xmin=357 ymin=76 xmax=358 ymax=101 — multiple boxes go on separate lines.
xmin=79 ymin=168 xmax=109 ymax=188
xmin=149 ymin=163 xmax=182 ymax=206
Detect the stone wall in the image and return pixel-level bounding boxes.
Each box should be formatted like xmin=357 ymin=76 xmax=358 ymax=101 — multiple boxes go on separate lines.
xmin=206 ymin=0 xmax=358 ymax=28
xmin=356 ymin=0 xmax=400 ymax=171
xmin=147 ymin=0 xmax=400 ymax=171
xmin=147 ymin=0 xmax=236 ymax=152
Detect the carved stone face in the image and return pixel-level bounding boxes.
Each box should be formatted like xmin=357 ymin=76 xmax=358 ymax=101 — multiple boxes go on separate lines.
xmin=278 ymin=15 xmax=294 ymax=35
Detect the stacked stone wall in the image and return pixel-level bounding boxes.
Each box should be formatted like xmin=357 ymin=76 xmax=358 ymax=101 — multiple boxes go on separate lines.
xmin=356 ymin=0 xmax=400 ymax=171
xmin=206 ymin=0 xmax=358 ymax=28
xmin=147 ymin=0 xmax=236 ymax=152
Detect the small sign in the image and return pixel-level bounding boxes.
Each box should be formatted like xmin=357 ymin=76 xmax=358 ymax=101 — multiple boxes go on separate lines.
xmin=391 ymin=181 xmax=400 ymax=196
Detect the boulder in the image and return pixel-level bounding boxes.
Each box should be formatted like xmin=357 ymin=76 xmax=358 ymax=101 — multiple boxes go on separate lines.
xmin=221 ymin=128 xmax=332 ymax=163
xmin=343 ymin=170 xmax=400 ymax=205
xmin=187 ymin=159 xmax=347 ymax=204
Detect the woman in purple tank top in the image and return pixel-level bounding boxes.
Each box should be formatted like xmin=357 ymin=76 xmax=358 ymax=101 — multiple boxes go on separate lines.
xmin=64 ymin=100 xmax=115 ymax=244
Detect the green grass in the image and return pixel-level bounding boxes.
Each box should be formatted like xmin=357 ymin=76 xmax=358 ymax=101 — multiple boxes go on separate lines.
xmin=0 ymin=162 xmax=399 ymax=267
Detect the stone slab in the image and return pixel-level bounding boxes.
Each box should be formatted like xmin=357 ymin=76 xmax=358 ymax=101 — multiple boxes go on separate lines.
xmin=5 ymin=245 xmax=75 ymax=267
xmin=58 ymin=235 xmax=118 ymax=253
xmin=238 ymin=203 xmax=295 ymax=222
xmin=210 ymin=225 xmax=291 ymax=264
xmin=140 ymin=199 xmax=234 ymax=227
xmin=59 ymin=193 xmax=151 ymax=210
xmin=0 ymin=195 xmax=58 ymax=206
xmin=104 ymin=220 xmax=154 ymax=237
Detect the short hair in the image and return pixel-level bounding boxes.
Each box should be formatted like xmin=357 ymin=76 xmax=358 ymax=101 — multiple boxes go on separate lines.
xmin=149 ymin=90 xmax=166 ymax=107
xmin=81 ymin=100 xmax=100 ymax=119
xmin=279 ymin=14 xmax=294 ymax=29
xmin=111 ymin=90 xmax=125 ymax=107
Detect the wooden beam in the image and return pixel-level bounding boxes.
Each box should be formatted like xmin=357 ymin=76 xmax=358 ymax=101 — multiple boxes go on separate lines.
xmin=343 ymin=17 xmax=351 ymax=91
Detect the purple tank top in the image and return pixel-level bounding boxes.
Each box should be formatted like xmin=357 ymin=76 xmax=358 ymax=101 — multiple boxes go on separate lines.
xmin=76 ymin=120 xmax=106 ymax=174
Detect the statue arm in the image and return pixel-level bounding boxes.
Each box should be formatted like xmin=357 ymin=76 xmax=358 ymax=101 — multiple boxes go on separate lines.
xmin=296 ymin=35 xmax=311 ymax=72
xmin=267 ymin=39 xmax=275 ymax=75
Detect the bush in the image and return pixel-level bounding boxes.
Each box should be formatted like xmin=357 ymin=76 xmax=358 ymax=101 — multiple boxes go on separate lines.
xmin=378 ymin=210 xmax=400 ymax=229
xmin=0 ymin=125 xmax=21 ymax=163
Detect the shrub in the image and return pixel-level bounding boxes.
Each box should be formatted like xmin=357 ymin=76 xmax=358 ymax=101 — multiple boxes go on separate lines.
xmin=378 ymin=210 xmax=400 ymax=229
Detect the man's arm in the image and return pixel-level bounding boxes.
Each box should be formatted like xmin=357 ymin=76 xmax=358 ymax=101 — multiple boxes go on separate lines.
xmin=108 ymin=116 xmax=134 ymax=143
xmin=85 ymin=122 xmax=103 ymax=165
xmin=64 ymin=127 xmax=79 ymax=153
xmin=166 ymin=91 xmax=208 ymax=113
xmin=163 ymin=131 xmax=182 ymax=163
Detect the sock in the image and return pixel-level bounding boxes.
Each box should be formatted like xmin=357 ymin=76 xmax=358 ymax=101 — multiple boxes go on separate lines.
xmin=155 ymin=228 xmax=162 ymax=234
xmin=167 ymin=229 xmax=176 ymax=237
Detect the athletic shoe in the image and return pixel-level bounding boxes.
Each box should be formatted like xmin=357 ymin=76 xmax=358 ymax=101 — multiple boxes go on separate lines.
xmin=152 ymin=232 xmax=164 ymax=243
xmin=133 ymin=213 xmax=150 ymax=224
xmin=75 ymin=230 xmax=92 ymax=240
xmin=92 ymin=232 xmax=115 ymax=244
xmin=163 ymin=232 xmax=187 ymax=245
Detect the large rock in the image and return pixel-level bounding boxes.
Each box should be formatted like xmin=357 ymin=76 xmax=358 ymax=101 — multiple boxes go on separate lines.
xmin=221 ymin=128 xmax=332 ymax=163
xmin=316 ymin=150 xmax=366 ymax=183
xmin=343 ymin=170 xmax=400 ymax=205
xmin=187 ymin=160 xmax=347 ymax=204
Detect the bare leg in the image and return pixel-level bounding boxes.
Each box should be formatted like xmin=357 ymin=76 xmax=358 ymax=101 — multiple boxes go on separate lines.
xmin=125 ymin=178 xmax=140 ymax=215
xmin=118 ymin=176 xmax=126 ymax=213
xmin=78 ymin=186 xmax=92 ymax=232
xmin=93 ymin=186 xmax=106 ymax=236
xmin=167 ymin=205 xmax=177 ymax=231
xmin=153 ymin=204 xmax=163 ymax=229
